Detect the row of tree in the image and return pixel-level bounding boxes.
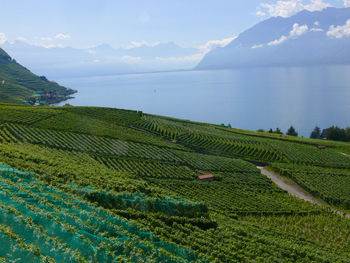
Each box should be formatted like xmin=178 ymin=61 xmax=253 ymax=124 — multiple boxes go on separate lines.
xmin=310 ymin=126 xmax=350 ymax=142
xmin=258 ymin=126 xmax=298 ymax=136
xmin=258 ymin=125 xmax=350 ymax=142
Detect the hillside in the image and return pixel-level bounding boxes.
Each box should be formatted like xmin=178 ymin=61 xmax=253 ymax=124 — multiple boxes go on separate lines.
xmin=0 ymin=48 xmax=75 ymax=105
xmin=1 ymin=104 xmax=350 ymax=262
xmin=196 ymin=7 xmax=350 ymax=69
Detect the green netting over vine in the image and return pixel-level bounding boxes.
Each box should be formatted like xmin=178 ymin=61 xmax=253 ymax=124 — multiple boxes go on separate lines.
xmin=0 ymin=165 xmax=207 ymax=262
xmin=0 ymin=164 xmax=34 ymax=176
xmin=68 ymin=185 xmax=209 ymax=218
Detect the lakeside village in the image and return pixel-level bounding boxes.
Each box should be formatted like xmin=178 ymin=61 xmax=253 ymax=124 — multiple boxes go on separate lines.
xmin=25 ymin=87 xmax=76 ymax=106
xmin=25 ymin=76 xmax=76 ymax=106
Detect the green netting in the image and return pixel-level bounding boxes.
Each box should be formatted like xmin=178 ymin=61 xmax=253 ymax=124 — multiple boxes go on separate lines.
xmin=69 ymin=185 xmax=209 ymax=218
xmin=0 ymin=165 xmax=208 ymax=262
xmin=0 ymin=229 xmax=41 ymax=263
xmin=0 ymin=164 xmax=34 ymax=176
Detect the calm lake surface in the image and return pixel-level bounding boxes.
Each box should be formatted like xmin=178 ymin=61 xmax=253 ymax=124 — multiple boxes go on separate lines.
xmin=56 ymin=66 xmax=350 ymax=137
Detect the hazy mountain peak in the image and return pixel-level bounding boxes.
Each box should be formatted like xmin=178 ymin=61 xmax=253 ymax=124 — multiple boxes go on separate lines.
xmin=196 ymin=7 xmax=350 ymax=70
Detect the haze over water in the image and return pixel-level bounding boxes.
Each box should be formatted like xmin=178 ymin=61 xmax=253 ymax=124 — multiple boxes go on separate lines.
xmin=57 ymin=65 xmax=350 ymax=137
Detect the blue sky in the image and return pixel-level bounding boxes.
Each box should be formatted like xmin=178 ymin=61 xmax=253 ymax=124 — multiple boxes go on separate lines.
xmin=0 ymin=0 xmax=348 ymax=49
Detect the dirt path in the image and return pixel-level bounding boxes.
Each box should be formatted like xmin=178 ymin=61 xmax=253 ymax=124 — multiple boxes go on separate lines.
xmin=341 ymin=152 xmax=350 ymax=158
xmin=258 ymin=166 xmax=350 ymax=217
xmin=257 ymin=167 xmax=324 ymax=205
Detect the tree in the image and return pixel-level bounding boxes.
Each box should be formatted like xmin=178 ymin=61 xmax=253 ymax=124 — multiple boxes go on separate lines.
xmin=346 ymin=127 xmax=350 ymax=141
xmin=310 ymin=126 xmax=321 ymax=139
xmin=322 ymin=126 xmax=346 ymax=141
xmin=268 ymin=128 xmax=273 ymax=133
xmin=257 ymin=129 xmax=265 ymax=132
xmin=39 ymin=76 xmax=48 ymax=81
xmin=275 ymin=128 xmax=283 ymax=135
xmin=286 ymin=126 xmax=298 ymax=136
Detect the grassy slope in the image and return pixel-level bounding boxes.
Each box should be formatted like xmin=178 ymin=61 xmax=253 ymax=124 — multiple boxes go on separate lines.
xmin=0 ymin=104 xmax=350 ymax=262
xmin=0 ymin=48 xmax=75 ymax=104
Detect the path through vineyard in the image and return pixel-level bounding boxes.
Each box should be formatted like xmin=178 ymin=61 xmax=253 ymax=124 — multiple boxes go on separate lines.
xmin=258 ymin=167 xmax=350 ymax=217
xmin=258 ymin=167 xmax=323 ymax=205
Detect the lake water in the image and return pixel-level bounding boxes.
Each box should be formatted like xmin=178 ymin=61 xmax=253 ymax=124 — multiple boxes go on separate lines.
xmin=56 ymin=65 xmax=350 ymax=137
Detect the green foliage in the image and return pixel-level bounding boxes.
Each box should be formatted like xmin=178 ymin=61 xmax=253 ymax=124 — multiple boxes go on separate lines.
xmin=270 ymin=162 xmax=350 ymax=208
xmin=0 ymin=104 xmax=349 ymax=262
xmin=322 ymin=125 xmax=350 ymax=142
xmin=286 ymin=126 xmax=298 ymax=136
xmin=0 ymin=167 xmax=203 ymax=262
xmin=147 ymin=175 xmax=320 ymax=216
xmin=69 ymin=186 xmax=209 ymax=218
xmin=243 ymin=214 xmax=350 ymax=251
xmin=0 ymin=123 xmax=184 ymax=162
xmin=0 ymin=48 xmax=75 ymax=105
xmin=96 ymin=157 xmax=197 ymax=180
xmin=310 ymin=126 xmax=321 ymax=139
xmin=32 ymin=109 xmax=185 ymax=149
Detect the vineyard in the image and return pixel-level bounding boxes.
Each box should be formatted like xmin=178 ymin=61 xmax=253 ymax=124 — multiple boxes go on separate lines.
xmin=270 ymin=163 xmax=350 ymax=209
xmin=133 ymin=114 xmax=350 ymax=167
xmin=0 ymin=165 xmax=204 ymax=262
xmin=0 ymin=123 xmax=183 ymax=162
xmin=1 ymin=104 xmax=350 ymax=262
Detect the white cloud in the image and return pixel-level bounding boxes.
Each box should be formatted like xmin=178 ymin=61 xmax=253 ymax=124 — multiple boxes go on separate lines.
xmin=251 ymin=22 xmax=309 ymax=48
xmin=290 ymin=23 xmax=309 ymax=37
xmin=256 ymin=11 xmax=267 ymax=17
xmin=40 ymin=37 xmax=52 ymax=41
xmin=126 ymin=40 xmax=161 ymax=49
xmin=251 ymin=44 xmax=264 ymax=49
xmin=93 ymin=59 xmax=100 ymax=63
xmin=310 ymin=21 xmax=322 ymax=31
xmin=16 ymin=36 xmax=27 ymax=42
xmin=266 ymin=23 xmax=308 ymax=46
xmin=327 ymin=19 xmax=350 ymax=38
xmin=40 ymin=43 xmax=64 ymax=49
xmin=155 ymin=53 xmax=204 ymax=62
xmin=310 ymin=27 xmax=323 ymax=32
xmin=87 ymin=49 xmax=97 ymax=55
xmin=55 ymin=33 xmax=71 ymax=40
xmin=260 ymin=0 xmax=332 ymax=18
xmin=345 ymin=0 xmax=350 ymax=7
xmin=268 ymin=35 xmax=288 ymax=46
xmin=199 ymin=36 xmax=237 ymax=53
xmin=0 ymin=32 xmax=7 ymax=44
xmin=121 ymin=55 xmax=142 ymax=63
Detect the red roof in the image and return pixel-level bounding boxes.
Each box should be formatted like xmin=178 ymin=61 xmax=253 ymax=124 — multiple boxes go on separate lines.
xmin=197 ymin=174 xmax=213 ymax=180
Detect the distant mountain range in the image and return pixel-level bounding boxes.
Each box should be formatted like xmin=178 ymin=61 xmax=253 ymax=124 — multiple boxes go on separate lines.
xmin=2 ymin=7 xmax=349 ymax=79
xmin=196 ymin=7 xmax=350 ymax=69
xmin=1 ymin=41 xmax=200 ymax=78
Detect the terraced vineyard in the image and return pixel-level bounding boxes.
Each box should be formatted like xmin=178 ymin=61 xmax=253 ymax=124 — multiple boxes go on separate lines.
xmin=0 ymin=105 xmax=61 ymax=125
xmin=95 ymin=157 xmax=197 ymax=180
xmin=270 ymin=163 xmax=350 ymax=209
xmin=148 ymin=176 xmax=320 ymax=216
xmin=134 ymin=114 xmax=350 ymax=167
xmin=0 ymin=166 xmax=203 ymax=262
xmin=0 ymin=104 xmax=350 ymax=262
xmin=0 ymin=123 xmax=183 ymax=162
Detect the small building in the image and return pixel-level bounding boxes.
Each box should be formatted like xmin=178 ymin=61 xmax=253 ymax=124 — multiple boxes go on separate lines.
xmin=197 ymin=174 xmax=213 ymax=182
xmin=317 ymin=145 xmax=326 ymax=150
